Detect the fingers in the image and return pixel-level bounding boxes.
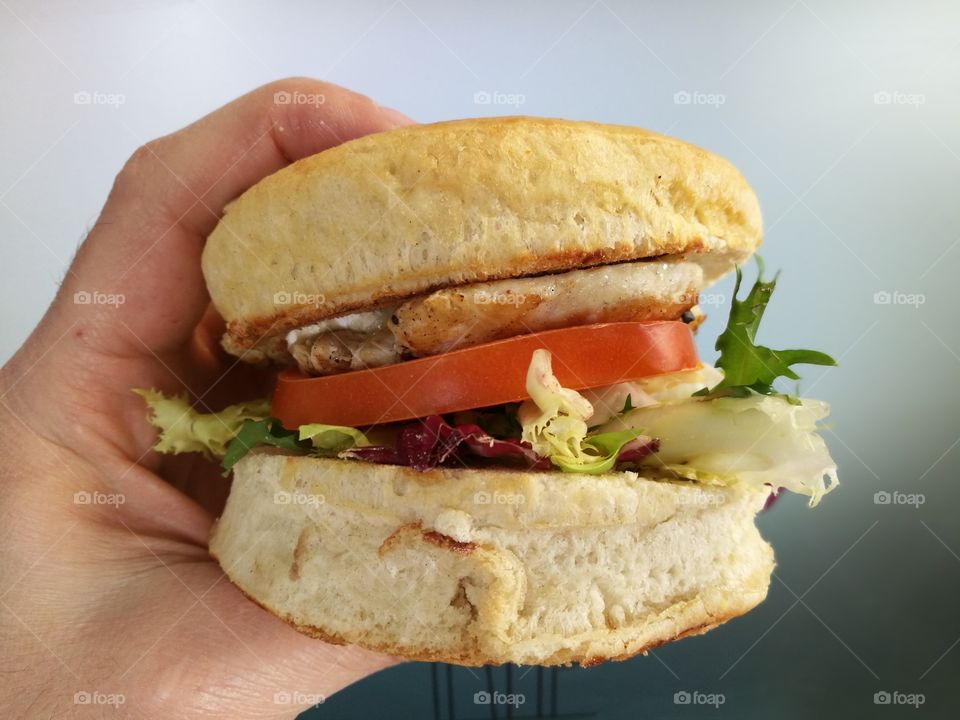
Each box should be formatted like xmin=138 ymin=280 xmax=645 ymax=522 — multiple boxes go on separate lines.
xmin=59 ymin=78 xmax=413 ymax=357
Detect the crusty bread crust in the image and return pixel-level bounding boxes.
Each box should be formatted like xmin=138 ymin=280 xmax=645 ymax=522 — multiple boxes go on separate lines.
xmin=209 ymin=451 xmax=774 ymax=666
xmin=201 ymin=117 xmax=762 ymax=358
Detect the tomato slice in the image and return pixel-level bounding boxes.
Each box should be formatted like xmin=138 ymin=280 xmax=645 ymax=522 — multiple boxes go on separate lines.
xmin=272 ymin=321 xmax=699 ymax=428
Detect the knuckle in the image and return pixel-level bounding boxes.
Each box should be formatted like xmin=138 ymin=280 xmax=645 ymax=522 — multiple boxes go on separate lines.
xmin=261 ymin=76 xmax=329 ymax=103
xmin=119 ymin=140 xmax=162 ymax=180
xmin=109 ymin=138 xmax=168 ymax=202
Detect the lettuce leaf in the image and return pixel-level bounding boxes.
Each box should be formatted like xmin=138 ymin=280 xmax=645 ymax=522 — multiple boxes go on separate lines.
xmin=134 ymin=389 xmax=270 ymax=458
xmin=518 ymin=349 xmax=650 ymax=474
xmin=221 ymin=418 xmax=307 ymax=473
xmin=697 ymin=258 xmax=837 ymax=402
xmin=604 ymin=393 xmax=838 ymax=505
xmin=217 ymin=418 xmax=368 ymax=472
xmin=519 ymin=348 xmax=594 ymax=458
xmin=135 ymin=389 xmax=365 ymax=473
xmin=550 ymin=429 xmax=656 ymax=475
xmin=299 ymin=424 xmax=369 ymax=453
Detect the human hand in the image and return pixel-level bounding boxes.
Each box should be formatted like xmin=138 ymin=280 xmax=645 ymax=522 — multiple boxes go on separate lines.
xmin=0 ymin=78 xmax=412 ymax=718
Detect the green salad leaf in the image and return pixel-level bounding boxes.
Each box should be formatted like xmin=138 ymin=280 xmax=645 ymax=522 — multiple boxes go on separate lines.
xmin=697 ymin=257 xmax=837 ymax=402
xmin=550 ymin=428 xmax=647 ymax=475
xmin=518 ymin=349 xmax=647 ymax=474
xmin=298 ymin=423 xmax=369 ymax=453
xmin=134 ymin=389 xmax=270 ymax=458
xmin=135 ymin=388 xmax=367 ymax=474
xmin=220 ymin=418 xmax=370 ymax=473
xmin=221 ymin=418 xmax=308 ymax=474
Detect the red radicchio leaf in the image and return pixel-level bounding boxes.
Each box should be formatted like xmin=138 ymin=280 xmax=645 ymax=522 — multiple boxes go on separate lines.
xmin=762 ymin=484 xmax=780 ymax=511
xmin=458 ymin=426 xmax=552 ymax=469
xmin=340 ymin=415 xmax=548 ymax=471
xmin=615 ymin=436 xmax=660 ymax=464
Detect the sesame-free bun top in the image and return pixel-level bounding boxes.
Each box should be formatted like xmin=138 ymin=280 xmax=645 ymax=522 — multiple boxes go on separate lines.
xmin=201 ymin=117 xmax=762 ymax=357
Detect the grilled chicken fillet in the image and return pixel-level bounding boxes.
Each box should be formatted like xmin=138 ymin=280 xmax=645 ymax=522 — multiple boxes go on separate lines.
xmin=286 ymin=259 xmax=703 ymax=376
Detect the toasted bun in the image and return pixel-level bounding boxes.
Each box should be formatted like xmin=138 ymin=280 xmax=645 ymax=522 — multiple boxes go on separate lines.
xmin=209 ymin=451 xmax=774 ymax=666
xmin=202 ymin=117 xmax=762 ymax=357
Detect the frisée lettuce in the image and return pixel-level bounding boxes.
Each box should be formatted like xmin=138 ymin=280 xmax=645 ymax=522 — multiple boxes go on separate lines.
xmin=518 ymin=349 xmax=653 ymax=473
xmin=136 ymin=390 xmax=366 ymax=474
xmin=133 ymin=389 xmax=270 ymax=459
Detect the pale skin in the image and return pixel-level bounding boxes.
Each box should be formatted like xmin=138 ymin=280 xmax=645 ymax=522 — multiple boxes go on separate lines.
xmin=0 ymin=78 xmax=412 ymax=718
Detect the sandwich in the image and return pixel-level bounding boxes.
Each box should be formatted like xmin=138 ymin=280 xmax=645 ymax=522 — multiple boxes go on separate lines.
xmin=137 ymin=117 xmax=839 ymax=666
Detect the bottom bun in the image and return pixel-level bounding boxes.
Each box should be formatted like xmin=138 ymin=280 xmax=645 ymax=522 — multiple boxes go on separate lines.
xmin=209 ymin=450 xmax=774 ymax=666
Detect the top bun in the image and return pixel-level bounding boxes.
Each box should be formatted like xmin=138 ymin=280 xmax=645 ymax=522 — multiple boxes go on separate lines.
xmin=201 ymin=117 xmax=762 ymax=357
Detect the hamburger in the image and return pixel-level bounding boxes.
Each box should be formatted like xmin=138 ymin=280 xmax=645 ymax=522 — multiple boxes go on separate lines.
xmin=137 ymin=117 xmax=838 ymax=666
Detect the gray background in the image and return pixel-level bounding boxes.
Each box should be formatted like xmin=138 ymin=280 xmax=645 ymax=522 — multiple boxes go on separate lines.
xmin=2 ymin=0 xmax=958 ymax=717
